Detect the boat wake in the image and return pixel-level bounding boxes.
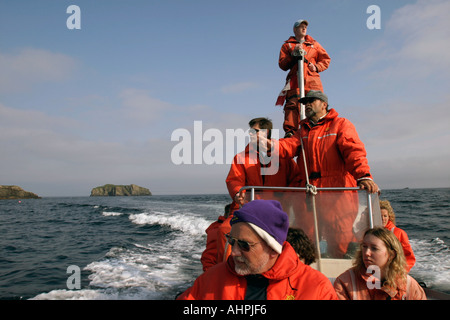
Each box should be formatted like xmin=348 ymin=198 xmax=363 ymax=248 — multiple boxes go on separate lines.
xmin=31 ymin=208 xmax=211 ymax=300
xmin=410 ymin=238 xmax=450 ymax=293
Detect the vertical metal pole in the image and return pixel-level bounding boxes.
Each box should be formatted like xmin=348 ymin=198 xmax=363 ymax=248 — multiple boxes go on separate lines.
xmin=310 ymin=194 xmax=322 ymax=272
xmin=367 ymin=192 xmax=374 ymax=228
xmin=298 ymin=52 xmax=306 ymax=120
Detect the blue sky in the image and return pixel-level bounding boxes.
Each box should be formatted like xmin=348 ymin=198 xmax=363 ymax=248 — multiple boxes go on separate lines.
xmin=1 ymin=0 xmax=449 ymax=196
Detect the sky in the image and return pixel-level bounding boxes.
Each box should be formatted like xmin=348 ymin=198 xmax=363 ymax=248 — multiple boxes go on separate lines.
xmin=0 ymin=0 xmax=449 ymax=197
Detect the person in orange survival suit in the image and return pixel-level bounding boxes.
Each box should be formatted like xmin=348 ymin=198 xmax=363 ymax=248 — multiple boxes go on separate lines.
xmin=226 ymin=117 xmax=301 ymax=206
xmin=177 ymin=200 xmax=338 ymax=300
xmin=380 ymin=199 xmax=416 ymax=272
xmin=263 ymin=90 xmax=379 ymax=258
xmin=333 ymin=227 xmax=426 ymax=300
xmin=213 ymin=201 xmax=239 ymax=269
xmin=276 ymin=19 xmax=330 ymax=137
xmin=224 ymin=117 xmax=301 ymax=264
xmin=200 ymin=203 xmax=233 ymax=272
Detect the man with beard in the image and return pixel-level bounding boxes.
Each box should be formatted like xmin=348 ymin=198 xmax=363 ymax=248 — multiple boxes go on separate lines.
xmin=258 ymin=90 xmax=379 ymax=257
xmin=177 ymin=200 xmax=337 ymax=300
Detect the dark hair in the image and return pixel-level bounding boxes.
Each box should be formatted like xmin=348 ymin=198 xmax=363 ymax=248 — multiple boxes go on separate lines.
xmin=286 ymin=228 xmax=316 ymax=265
xmin=224 ymin=203 xmax=232 ymax=218
xmin=248 ymin=117 xmax=273 ymax=139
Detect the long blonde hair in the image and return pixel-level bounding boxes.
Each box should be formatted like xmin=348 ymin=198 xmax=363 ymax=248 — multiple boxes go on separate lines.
xmin=353 ymin=227 xmax=407 ymax=289
xmin=379 ymin=199 xmax=396 ymax=225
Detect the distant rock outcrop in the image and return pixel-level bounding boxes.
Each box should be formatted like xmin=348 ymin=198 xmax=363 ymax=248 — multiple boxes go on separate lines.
xmin=0 ymin=185 xmax=41 ymax=200
xmin=90 ymin=184 xmax=152 ymax=197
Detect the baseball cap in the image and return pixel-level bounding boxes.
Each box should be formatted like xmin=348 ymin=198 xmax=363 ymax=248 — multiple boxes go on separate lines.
xmin=294 ymin=19 xmax=309 ymax=28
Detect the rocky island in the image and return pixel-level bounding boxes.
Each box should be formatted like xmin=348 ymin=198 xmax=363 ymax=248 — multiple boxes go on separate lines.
xmin=90 ymin=184 xmax=152 ymax=197
xmin=0 ymin=185 xmax=41 ymax=200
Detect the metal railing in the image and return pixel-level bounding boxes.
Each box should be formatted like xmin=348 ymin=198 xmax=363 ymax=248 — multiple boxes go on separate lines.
xmin=236 ymin=185 xmax=381 ymax=275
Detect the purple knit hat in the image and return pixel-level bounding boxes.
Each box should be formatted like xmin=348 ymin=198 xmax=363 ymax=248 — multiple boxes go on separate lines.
xmin=230 ymin=200 xmax=289 ymax=254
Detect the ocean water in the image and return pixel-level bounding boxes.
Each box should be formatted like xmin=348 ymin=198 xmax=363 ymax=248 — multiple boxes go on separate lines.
xmin=0 ymin=189 xmax=449 ymax=300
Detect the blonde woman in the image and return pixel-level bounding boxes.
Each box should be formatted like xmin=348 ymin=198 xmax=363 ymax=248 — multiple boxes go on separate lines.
xmin=334 ymin=228 xmax=426 ymax=300
xmin=380 ymin=199 xmax=416 ymax=271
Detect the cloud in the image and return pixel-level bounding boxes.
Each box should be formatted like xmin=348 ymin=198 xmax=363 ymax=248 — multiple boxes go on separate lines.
xmin=220 ymin=81 xmax=259 ymax=94
xmin=64 ymin=88 xmax=252 ymax=143
xmin=372 ymin=153 xmax=450 ymax=189
xmin=0 ymin=102 xmax=121 ymax=166
xmin=0 ymin=101 xmax=178 ymax=195
xmin=0 ymin=97 xmax=249 ymax=196
xmin=388 ymin=0 xmax=450 ymax=68
xmin=119 ymin=88 xmax=174 ymax=123
xmin=0 ymin=48 xmax=77 ymax=92
xmin=356 ymin=0 xmax=450 ymax=80
xmin=347 ymin=0 xmax=450 ymax=139
xmin=345 ymin=93 xmax=450 ymax=189
xmin=342 ymin=0 xmax=450 ymax=189
xmin=347 ymin=94 xmax=450 ymax=143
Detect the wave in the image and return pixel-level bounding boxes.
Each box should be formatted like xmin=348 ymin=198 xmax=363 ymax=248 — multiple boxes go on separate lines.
xmin=29 ymin=234 xmax=450 ymax=300
xmin=31 ymin=287 xmax=161 ymax=300
xmin=102 ymin=211 xmax=123 ymax=216
xmin=410 ymin=238 xmax=450 ymax=293
xmin=32 ymin=207 xmax=213 ymax=300
xmin=11 ymin=192 xmax=449 ymax=300
xmin=129 ymin=212 xmax=211 ymax=237
xmin=31 ymin=289 xmax=116 ymax=300
xmin=32 ymin=235 xmax=205 ymax=300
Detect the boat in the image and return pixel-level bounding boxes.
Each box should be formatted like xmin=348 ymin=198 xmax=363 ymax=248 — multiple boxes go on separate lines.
xmin=237 ymin=185 xmax=450 ymax=300
xmin=213 ymin=19 xmax=450 ymax=301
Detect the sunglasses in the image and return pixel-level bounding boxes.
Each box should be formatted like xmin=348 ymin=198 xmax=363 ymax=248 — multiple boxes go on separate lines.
xmin=248 ymin=128 xmax=260 ymax=136
xmin=225 ymin=233 xmax=260 ymax=252
xmin=302 ymin=98 xmax=317 ymax=105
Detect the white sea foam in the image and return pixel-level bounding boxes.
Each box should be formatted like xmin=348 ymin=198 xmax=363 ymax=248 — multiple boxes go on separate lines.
xmin=31 ymin=289 xmax=113 ymax=300
xmin=19 ymin=191 xmax=450 ymax=300
xmin=86 ymin=259 xmax=153 ymax=289
xmin=86 ymin=236 xmax=202 ymax=299
xmin=129 ymin=212 xmax=211 ymax=237
xmin=31 ymin=246 xmax=199 ymax=300
xmin=30 ymin=287 xmax=161 ymax=300
xmin=410 ymin=238 xmax=450 ymax=291
xmin=32 ymin=217 xmax=208 ymax=300
xmin=102 ymin=211 xmax=123 ymax=216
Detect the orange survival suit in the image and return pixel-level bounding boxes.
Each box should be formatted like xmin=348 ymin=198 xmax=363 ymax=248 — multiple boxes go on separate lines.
xmin=178 ymin=242 xmax=338 ymax=300
xmin=278 ymin=108 xmax=373 ymax=187
xmin=226 ymin=143 xmax=301 ymax=199
xmin=277 ymin=35 xmax=330 ymax=133
xmin=222 ymin=144 xmax=300 ymax=264
xmin=334 ymin=267 xmax=426 ymax=300
xmin=275 ymin=108 xmax=373 ymax=257
xmin=200 ymin=215 xmax=228 ymax=272
xmin=385 ymin=220 xmax=416 ymax=272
